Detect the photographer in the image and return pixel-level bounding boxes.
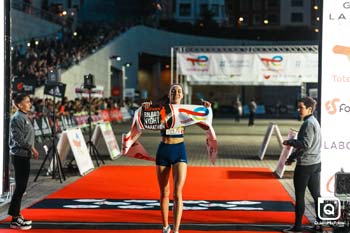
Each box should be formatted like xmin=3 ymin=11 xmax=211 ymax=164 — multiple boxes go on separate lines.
xmin=282 ymin=96 xmax=322 ymax=233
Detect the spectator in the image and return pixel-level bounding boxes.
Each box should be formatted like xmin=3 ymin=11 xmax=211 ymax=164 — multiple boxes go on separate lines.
xmin=232 ymin=98 xmax=242 ymax=122
xmin=248 ymin=98 xmax=257 ymax=126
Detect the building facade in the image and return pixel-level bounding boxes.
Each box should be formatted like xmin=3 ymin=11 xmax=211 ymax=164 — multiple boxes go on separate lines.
xmin=174 ymin=0 xmax=227 ymax=25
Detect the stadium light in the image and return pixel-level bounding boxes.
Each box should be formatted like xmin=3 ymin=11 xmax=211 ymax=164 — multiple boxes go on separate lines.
xmin=122 ymin=62 xmax=132 ymax=101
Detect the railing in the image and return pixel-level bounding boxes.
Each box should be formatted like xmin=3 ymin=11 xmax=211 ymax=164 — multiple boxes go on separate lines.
xmin=12 ymin=0 xmax=66 ymax=26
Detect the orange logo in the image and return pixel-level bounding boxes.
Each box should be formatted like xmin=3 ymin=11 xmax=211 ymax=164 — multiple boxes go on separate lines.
xmin=17 ymin=82 xmax=24 ymax=91
xmin=326 ymin=175 xmax=335 ymax=194
xmin=325 ymin=98 xmax=340 ymax=115
xmin=72 ymin=133 xmax=81 ymax=147
xmin=333 ymin=45 xmax=350 ymax=60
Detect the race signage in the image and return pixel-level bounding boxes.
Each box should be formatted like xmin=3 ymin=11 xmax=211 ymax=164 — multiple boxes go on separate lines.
xmin=56 ymin=128 xmax=94 ymax=176
xmin=91 ymin=122 xmax=121 ymax=160
xmin=257 ymin=122 xmax=283 ymax=160
xmin=275 ymin=129 xmax=298 ymax=178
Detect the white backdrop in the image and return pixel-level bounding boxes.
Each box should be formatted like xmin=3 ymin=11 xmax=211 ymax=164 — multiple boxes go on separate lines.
xmin=320 ymin=0 xmax=350 ymax=196
xmin=177 ymin=52 xmax=318 ymax=85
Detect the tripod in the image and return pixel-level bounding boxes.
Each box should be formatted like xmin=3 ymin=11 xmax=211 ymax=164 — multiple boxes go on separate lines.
xmin=34 ymin=87 xmax=66 ymax=183
xmin=85 ymin=87 xmax=104 ymax=166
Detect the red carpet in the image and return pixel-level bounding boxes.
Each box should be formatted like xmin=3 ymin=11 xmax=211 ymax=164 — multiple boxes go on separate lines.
xmin=0 ymin=166 xmax=309 ymax=232
xmin=0 ymin=230 xmax=283 ymax=233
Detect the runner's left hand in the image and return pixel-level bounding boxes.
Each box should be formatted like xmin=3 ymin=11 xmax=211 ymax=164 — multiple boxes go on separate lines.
xmin=201 ymin=99 xmax=211 ymax=108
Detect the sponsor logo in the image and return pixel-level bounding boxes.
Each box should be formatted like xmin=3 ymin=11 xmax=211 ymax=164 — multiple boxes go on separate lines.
xmin=323 ymin=140 xmax=350 ymax=150
xmin=333 ymin=45 xmax=350 ymax=61
xmin=328 ymin=2 xmax=350 ymax=22
xmin=317 ymin=197 xmax=341 ymax=221
xmin=260 ymin=55 xmax=283 ymax=70
xmin=16 ymin=82 xmax=34 ymax=92
xmin=219 ymin=59 xmax=250 ymax=68
xmin=48 ymin=86 xmax=63 ymax=97
xmin=17 ymin=82 xmax=23 ymax=91
xmin=186 ymin=55 xmax=208 ymax=67
xmin=185 ymin=55 xmax=209 ymax=72
xmin=326 ymin=175 xmax=335 ymax=194
xmin=72 ymin=133 xmax=81 ymax=147
xmin=325 ymin=98 xmax=350 ymax=115
xmin=32 ymin=198 xmax=295 ymax=212
xmin=332 ymin=74 xmax=350 ymax=83
xmin=179 ymin=106 xmax=209 ymax=121
xmin=325 ymin=98 xmax=340 ymax=115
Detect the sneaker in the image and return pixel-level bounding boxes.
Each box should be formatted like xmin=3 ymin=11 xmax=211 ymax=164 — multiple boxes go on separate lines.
xmin=10 ymin=217 xmax=32 ymax=230
xmin=162 ymin=225 xmax=171 ymax=233
xmin=282 ymin=226 xmax=302 ymax=233
xmin=312 ymin=225 xmax=323 ymax=232
xmin=19 ymin=215 xmax=32 ymax=225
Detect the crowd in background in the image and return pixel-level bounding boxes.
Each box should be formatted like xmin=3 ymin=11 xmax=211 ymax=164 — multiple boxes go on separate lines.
xmin=34 ymin=96 xmax=137 ymax=116
xmin=10 ymin=96 xmax=141 ymax=122
xmin=11 ymin=22 xmax=130 ymax=87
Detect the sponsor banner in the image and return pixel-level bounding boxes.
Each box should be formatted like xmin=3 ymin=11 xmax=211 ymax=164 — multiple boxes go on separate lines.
xmin=109 ymin=108 xmax=123 ymax=122
xmin=100 ymin=110 xmax=111 ymax=122
xmin=177 ymin=53 xmax=318 ymax=85
xmin=75 ymin=85 xmax=104 ymax=98
xmin=44 ymin=82 xmax=66 ymax=98
xmin=120 ymin=107 xmax=132 ymax=121
xmin=56 ymin=128 xmax=94 ymax=176
xmin=122 ymin=105 xmax=217 ymax=164
xmin=123 ymin=140 xmax=155 ymax=161
xmin=92 ymin=122 xmax=121 ymax=160
xmin=40 ymin=117 xmax=52 ymax=136
xmin=320 ymin=0 xmax=350 ymax=196
xmin=12 ymin=77 xmax=36 ymax=94
xmin=33 ymin=118 xmax=43 ymax=137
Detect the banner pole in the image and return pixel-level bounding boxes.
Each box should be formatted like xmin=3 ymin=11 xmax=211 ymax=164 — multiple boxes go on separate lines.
xmin=170 ymin=47 xmax=174 ymax=84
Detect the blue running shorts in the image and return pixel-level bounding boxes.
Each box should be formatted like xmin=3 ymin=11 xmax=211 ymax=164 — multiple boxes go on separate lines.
xmin=156 ymin=142 xmax=187 ymax=167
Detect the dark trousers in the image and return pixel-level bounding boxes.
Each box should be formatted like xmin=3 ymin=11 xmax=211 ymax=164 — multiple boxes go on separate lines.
xmin=248 ymin=111 xmax=255 ymax=125
xmin=8 ymin=156 xmax=31 ymax=217
xmin=293 ymin=163 xmax=321 ymax=228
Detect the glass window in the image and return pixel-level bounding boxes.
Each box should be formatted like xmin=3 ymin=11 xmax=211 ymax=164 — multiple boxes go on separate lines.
xmin=179 ymin=3 xmax=191 ymax=17
xmin=267 ymin=14 xmax=278 ymax=24
xmin=200 ymin=4 xmax=208 ymax=16
xmin=266 ymin=0 xmax=279 ymax=9
xmin=253 ymin=0 xmax=263 ymax=10
xmin=291 ymin=12 xmax=303 ymax=22
xmin=253 ymin=14 xmax=262 ymax=25
xmin=291 ymin=0 xmax=303 ymax=7
xmin=211 ymin=4 xmax=219 ymax=17
xmin=240 ymin=0 xmax=250 ymax=11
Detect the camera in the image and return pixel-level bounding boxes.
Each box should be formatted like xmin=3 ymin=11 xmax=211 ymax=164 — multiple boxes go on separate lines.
xmin=335 ymin=172 xmax=350 ymax=198
xmin=47 ymin=68 xmax=61 ymax=83
xmin=84 ymin=74 xmax=95 ymax=89
xmin=318 ymin=197 xmax=341 ymax=221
